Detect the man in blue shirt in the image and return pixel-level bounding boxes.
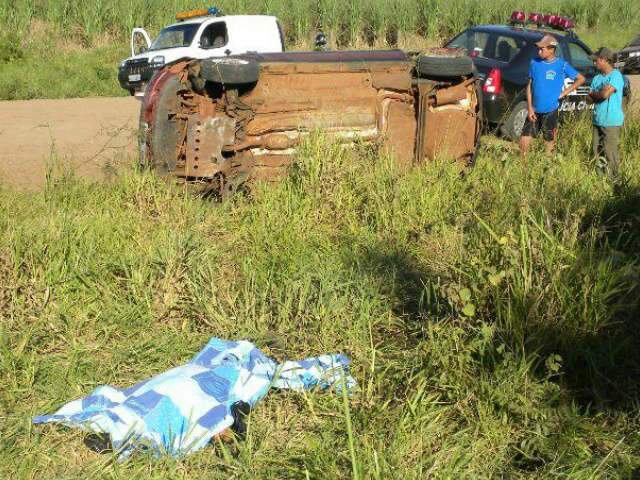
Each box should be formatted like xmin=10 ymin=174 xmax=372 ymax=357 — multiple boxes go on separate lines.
xmin=588 ymin=47 xmax=625 ymax=181
xmin=520 ymin=35 xmax=585 ymax=157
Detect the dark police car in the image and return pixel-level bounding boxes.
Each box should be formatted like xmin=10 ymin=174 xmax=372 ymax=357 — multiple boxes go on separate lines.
xmin=446 ymin=12 xmax=595 ymax=140
xmin=615 ymin=34 xmax=640 ymax=74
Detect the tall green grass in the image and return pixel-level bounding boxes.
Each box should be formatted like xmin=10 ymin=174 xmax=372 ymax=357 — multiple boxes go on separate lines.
xmin=1 ymin=112 xmax=640 ymax=477
xmin=3 ymin=0 xmax=640 ymax=47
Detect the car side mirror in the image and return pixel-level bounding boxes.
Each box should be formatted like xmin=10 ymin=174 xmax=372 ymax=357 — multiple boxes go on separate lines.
xmin=225 ymin=49 xmax=231 ymax=56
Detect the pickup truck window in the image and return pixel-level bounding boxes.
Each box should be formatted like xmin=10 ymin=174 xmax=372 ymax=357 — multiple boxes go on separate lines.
xmin=200 ymin=22 xmax=228 ymax=49
xmin=150 ymin=24 xmax=199 ymax=51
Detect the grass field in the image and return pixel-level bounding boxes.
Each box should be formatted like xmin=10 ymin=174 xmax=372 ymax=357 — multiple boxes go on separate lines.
xmin=1 ymin=0 xmax=639 ymax=99
xmin=2 ymin=111 xmax=640 ymax=477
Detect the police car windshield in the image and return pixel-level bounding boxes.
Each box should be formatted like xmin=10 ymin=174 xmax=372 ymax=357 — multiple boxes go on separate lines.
xmin=150 ymin=24 xmax=199 ymax=51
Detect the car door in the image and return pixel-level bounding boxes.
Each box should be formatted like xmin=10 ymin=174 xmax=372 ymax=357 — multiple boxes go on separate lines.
xmin=194 ymin=21 xmax=230 ymax=58
xmin=563 ymin=41 xmax=594 ymax=113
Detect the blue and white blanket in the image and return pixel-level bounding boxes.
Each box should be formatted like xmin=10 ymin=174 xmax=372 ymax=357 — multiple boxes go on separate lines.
xmin=33 ymin=338 xmax=356 ymax=459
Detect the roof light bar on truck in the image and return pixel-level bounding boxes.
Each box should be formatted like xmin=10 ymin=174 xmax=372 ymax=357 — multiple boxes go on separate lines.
xmin=176 ymin=6 xmax=220 ymax=21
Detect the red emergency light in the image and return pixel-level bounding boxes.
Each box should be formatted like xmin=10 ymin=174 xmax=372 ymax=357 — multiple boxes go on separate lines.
xmin=547 ymin=15 xmax=561 ymax=27
xmin=558 ymin=17 xmax=575 ymax=30
xmin=510 ymin=11 xmax=526 ymax=24
xmin=528 ymin=13 xmax=543 ymax=25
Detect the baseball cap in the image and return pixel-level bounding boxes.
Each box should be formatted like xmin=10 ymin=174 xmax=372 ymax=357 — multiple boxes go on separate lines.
xmin=535 ymin=34 xmax=559 ymax=48
xmin=589 ymin=47 xmax=615 ymax=62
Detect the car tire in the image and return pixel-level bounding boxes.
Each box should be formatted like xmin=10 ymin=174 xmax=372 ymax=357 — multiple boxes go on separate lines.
xmin=501 ymin=101 xmax=529 ymax=141
xmin=416 ymin=50 xmax=473 ymax=78
xmin=200 ymin=58 xmax=260 ymax=85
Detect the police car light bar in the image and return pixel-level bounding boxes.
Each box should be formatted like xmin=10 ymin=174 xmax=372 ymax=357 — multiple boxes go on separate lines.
xmin=176 ymin=6 xmax=219 ymax=21
xmin=510 ymin=11 xmax=575 ymax=31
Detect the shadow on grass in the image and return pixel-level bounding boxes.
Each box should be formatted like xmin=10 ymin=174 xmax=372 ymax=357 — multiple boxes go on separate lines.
xmin=350 ymin=187 xmax=640 ymax=411
xmin=556 ymin=186 xmax=640 ymax=409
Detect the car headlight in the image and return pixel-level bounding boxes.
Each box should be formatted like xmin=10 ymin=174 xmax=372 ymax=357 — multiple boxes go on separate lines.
xmin=151 ymin=55 xmax=165 ymax=67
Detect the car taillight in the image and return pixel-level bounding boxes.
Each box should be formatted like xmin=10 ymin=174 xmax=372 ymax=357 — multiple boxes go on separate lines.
xmin=483 ymin=68 xmax=502 ymax=94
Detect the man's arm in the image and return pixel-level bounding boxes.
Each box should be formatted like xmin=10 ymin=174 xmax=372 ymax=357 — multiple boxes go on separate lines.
xmin=559 ymin=73 xmax=585 ymax=99
xmin=589 ymin=83 xmax=616 ymax=102
xmin=526 ymin=79 xmax=536 ymax=121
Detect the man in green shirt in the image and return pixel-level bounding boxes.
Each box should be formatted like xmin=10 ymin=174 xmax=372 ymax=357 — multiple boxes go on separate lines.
xmin=589 ymin=47 xmax=625 ymax=181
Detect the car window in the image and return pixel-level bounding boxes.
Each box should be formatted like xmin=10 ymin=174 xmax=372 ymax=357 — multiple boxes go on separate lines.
xmin=200 ymin=22 xmax=228 ymax=49
xmin=446 ymin=30 xmax=491 ymax=59
xmin=493 ymin=35 xmax=527 ymax=63
xmin=150 ymin=24 xmax=199 ymax=51
xmin=567 ymin=42 xmax=592 ymax=70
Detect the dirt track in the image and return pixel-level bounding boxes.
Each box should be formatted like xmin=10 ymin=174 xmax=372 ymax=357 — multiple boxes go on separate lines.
xmin=1 ymin=76 xmax=639 ymax=191
xmin=0 ymin=97 xmax=140 ymax=191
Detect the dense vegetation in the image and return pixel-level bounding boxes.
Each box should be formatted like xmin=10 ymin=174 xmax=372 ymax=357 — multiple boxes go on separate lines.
xmin=2 ymin=112 xmax=640 ymax=477
xmin=4 ymin=0 xmax=640 ymax=47
xmin=1 ymin=0 xmax=639 ymax=99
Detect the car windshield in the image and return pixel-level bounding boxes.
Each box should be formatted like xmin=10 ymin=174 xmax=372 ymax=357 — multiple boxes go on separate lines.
xmin=446 ymin=30 xmax=526 ymax=63
xmin=629 ymin=35 xmax=640 ymax=47
xmin=150 ymin=24 xmax=200 ymax=51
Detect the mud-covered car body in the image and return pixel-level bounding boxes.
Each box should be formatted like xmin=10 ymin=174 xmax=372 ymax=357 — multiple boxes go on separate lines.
xmin=139 ymin=50 xmax=481 ymax=195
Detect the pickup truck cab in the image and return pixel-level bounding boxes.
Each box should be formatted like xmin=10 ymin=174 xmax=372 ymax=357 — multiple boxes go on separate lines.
xmin=118 ymin=9 xmax=285 ymax=96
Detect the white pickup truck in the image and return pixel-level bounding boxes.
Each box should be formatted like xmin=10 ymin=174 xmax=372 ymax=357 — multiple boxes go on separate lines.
xmin=118 ymin=8 xmax=285 ymax=96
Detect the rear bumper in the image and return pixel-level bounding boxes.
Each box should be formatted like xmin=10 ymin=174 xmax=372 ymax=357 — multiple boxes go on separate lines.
xmin=481 ymin=92 xmax=511 ymax=125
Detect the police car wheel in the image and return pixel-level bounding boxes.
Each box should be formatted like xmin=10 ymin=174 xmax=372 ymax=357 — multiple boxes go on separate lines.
xmin=502 ymin=101 xmax=529 ymax=141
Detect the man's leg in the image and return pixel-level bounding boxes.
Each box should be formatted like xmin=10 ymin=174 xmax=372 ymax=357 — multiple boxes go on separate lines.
xmin=520 ymin=116 xmax=537 ymax=158
xmin=603 ymin=126 xmax=622 ymax=181
xmin=520 ymin=136 xmax=533 ymax=157
xmin=542 ymin=111 xmax=558 ymax=154
xmin=592 ymin=126 xmax=605 ymax=173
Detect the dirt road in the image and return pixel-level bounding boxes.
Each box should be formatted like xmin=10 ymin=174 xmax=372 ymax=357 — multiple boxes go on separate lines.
xmin=0 ymin=97 xmax=140 ymax=191
xmin=1 ymin=76 xmax=639 ymax=191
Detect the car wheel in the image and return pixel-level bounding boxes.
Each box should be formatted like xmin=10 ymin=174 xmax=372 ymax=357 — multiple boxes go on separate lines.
xmin=200 ymin=58 xmax=260 ymax=85
xmin=501 ymin=101 xmax=529 ymax=141
xmin=416 ymin=48 xmax=473 ymax=79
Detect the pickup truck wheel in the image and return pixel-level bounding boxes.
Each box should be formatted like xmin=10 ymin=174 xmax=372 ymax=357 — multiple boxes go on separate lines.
xmin=416 ymin=50 xmax=473 ymax=78
xmin=200 ymin=58 xmax=260 ymax=85
xmin=501 ymin=101 xmax=529 ymax=141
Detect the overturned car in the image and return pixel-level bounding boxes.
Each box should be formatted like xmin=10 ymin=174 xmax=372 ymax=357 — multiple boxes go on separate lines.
xmin=139 ymin=49 xmax=481 ymax=195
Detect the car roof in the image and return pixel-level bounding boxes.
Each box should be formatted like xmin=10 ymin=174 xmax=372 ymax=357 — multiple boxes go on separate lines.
xmin=165 ymin=14 xmax=278 ymax=28
xmin=468 ymin=24 xmax=570 ymax=42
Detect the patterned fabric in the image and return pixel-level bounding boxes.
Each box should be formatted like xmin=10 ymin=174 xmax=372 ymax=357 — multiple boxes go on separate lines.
xmin=33 ymin=338 xmax=356 ymax=460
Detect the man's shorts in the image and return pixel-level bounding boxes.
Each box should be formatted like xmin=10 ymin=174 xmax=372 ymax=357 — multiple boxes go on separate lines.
xmin=521 ymin=110 xmax=558 ymax=141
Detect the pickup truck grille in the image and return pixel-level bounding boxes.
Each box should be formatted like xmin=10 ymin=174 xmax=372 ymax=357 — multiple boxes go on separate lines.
xmin=123 ymin=59 xmax=154 ymax=79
